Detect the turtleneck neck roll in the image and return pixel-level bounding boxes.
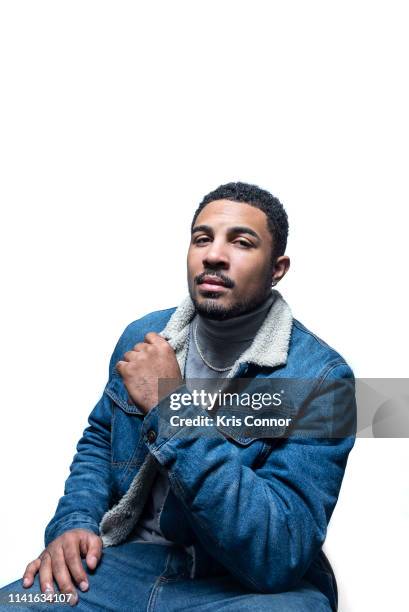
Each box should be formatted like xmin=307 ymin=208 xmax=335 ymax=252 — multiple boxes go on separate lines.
xmin=192 ymin=291 xmax=276 ymax=372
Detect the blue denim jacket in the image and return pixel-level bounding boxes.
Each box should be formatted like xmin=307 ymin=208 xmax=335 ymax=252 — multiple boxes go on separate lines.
xmin=44 ymin=291 xmax=356 ymax=611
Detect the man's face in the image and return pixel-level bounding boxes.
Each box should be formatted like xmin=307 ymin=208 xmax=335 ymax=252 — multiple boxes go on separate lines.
xmin=187 ymin=199 xmax=275 ymax=320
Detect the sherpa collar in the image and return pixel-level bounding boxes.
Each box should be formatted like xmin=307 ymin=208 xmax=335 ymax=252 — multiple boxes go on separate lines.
xmin=159 ymin=289 xmax=293 ymax=377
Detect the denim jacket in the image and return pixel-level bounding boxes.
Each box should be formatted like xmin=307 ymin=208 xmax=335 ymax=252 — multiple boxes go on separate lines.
xmin=44 ymin=291 xmax=356 ymax=611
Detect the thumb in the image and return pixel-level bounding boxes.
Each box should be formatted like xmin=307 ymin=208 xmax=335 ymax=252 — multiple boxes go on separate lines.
xmin=85 ymin=534 xmax=103 ymax=570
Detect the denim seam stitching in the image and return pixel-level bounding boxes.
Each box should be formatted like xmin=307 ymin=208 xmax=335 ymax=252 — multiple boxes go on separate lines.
xmin=315 ymin=362 xmax=349 ymax=392
xmin=146 ymin=551 xmax=172 ymax=612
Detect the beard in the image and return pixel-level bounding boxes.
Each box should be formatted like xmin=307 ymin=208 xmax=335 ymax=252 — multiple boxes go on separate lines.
xmin=188 ymin=267 xmax=274 ymax=321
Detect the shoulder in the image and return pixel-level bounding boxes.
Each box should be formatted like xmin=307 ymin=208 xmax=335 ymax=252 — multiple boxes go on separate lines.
xmin=288 ymin=317 xmax=354 ymax=379
xmin=122 ymin=306 xmax=177 ymax=338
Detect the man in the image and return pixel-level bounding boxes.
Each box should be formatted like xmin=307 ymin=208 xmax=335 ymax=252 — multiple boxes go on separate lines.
xmin=0 ymin=182 xmax=356 ymax=611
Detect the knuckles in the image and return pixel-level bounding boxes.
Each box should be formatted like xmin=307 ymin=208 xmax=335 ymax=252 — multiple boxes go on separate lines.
xmin=116 ymin=336 xmax=176 ymax=383
xmin=132 ymin=342 xmax=146 ymax=352
xmin=123 ymin=350 xmax=139 ymax=361
xmin=144 ymin=332 xmax=160 ymax=342
xmin=64 ymin=550 xmax=77 ymax=563
xmin=40 ymin=550 xmax=52 ymax=562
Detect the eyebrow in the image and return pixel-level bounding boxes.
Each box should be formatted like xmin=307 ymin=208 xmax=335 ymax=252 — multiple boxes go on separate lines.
xmin=191 ymin=224 xmax=213 ymax=236
xmin=191 ymin=224 xmax=261 ymax=242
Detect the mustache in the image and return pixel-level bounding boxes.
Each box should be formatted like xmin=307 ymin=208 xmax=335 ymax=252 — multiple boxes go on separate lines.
xmin=195 ymin=271 xmax=235 ymax=289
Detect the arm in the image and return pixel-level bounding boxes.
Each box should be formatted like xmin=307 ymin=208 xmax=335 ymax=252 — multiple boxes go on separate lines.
xmin=44 ymin=392 xmax=113 ymax=547
xmin=22 ymin=329 xmax=130 ymax=600
xmin=44 ymin=329 xmax=128 ymax=547
xmin=141 ymin=363 xmax=356 ymax=592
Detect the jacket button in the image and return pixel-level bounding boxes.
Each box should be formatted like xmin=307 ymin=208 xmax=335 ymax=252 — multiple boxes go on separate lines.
xmin=147 ymin=430 xmax=157 ymax=443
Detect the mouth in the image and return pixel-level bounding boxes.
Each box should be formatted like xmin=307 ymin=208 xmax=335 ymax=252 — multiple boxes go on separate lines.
xmin=198 ymin=274 xmax=230 ymax=293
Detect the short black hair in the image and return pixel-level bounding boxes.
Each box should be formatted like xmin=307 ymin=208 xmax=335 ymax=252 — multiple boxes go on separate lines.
xmin=191 ymin=182 xmax=289 ymax=262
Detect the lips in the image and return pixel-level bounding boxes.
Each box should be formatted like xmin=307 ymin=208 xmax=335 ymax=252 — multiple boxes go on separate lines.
xmin=201 ymin=275 xmax=226 ymax=286
xmin=198 ymin=275 xmax=229 ymax=292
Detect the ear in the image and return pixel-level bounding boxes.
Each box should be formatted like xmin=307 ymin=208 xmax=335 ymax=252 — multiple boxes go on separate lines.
xmin=272 ymin=255 xmax=290 ymax=285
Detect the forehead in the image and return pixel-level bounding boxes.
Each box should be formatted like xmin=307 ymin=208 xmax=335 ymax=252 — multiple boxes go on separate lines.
xmin=194 ymin=199 xmax=270 ymax=237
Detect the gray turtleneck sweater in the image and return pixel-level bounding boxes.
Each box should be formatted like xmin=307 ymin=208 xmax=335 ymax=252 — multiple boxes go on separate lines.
xmin=128 ymin=292 xmax=276 ymax=544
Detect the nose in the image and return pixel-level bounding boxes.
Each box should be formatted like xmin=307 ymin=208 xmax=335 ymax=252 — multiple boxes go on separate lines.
xmin=202 ymin=239 xmax=229 ymax=270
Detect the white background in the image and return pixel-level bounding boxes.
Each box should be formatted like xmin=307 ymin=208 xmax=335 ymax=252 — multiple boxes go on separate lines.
xmin=1 ymin=1 xmax=408 ymax=610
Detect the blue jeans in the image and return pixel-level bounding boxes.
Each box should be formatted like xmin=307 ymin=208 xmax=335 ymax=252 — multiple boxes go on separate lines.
xmin=0 ymin=542 xmax=331 ymax=611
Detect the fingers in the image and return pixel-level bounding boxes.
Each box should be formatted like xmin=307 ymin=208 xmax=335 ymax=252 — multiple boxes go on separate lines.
xmin=132 ymin=342 xmax=147 ymax=352
xmin=37 ymin=551 xmax=55 ymax=595
xmin=63 ymin=537 xmax=90 ymax=594
xmin=21 ymin=530 xmax=99 ymax=608
xmin=131 ymin=333 xmax=167 ymax=349
xmin=115 ymin=332 xmax=171 ymax=376
xmin=22 ymin=556 xmax=42 ymax=588
xmin=47 ymin=546 xmax=78 ymax=606
xmin=123 ymin=349 xmax=143 ymax=362
xmin=85 ymin=534 xmax=102 ymax=571
xmin=117 ymin=345 xmax=151 ymax=373
xmin=126 ymin=336 xmax=166 ymax=356
xmin=144 ymin=332 xmax=167 ymax=345
xmin=119 ymin=334 xmax=168 ymax=362
xmin=115 ymin=360 xmax=126 ymax=375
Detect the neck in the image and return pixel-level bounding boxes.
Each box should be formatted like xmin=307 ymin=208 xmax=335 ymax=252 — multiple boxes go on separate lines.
xmin=194 ymin=291 xmax=276 ymax=368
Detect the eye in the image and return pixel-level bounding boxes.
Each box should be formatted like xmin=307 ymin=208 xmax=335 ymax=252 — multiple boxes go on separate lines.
xmin=194 ymin=236 xmax=211 ymax=245
xmin=234 ymin=239 xmax=252 ymax=248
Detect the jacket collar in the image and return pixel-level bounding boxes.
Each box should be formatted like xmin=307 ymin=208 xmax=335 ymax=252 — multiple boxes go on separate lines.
xmin=160 ymin=289 xmax=293 ymax=376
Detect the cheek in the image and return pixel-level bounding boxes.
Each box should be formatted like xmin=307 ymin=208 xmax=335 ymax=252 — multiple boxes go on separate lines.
xmin=187 ymin=251 xmax=200 ymax=282
xmin=187 ymin=248 xmax=203 ymax=271
xmin=186 ymin=249 xmax=194 ymax=270
xmin=233 ymin=258 xmax=270 ymax=289
xmin=234 ymin=253 xmax=259 ymax=275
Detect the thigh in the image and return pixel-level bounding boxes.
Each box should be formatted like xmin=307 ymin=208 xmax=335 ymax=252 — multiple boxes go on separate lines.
xmin=154 ymin=575 xmax=332 ymax=612
xmin=0 ymin=542 xmax=173 ymax=612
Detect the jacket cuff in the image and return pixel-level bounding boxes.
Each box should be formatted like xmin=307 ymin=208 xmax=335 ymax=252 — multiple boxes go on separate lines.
xmin=44 ymin=513 xmax=100 ymax=547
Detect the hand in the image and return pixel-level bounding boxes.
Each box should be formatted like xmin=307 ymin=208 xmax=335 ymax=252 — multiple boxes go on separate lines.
xmin=22 ymin=529 xmax=102 ymax=607
xmin=116 ymin=332 xmax=183 ymax=414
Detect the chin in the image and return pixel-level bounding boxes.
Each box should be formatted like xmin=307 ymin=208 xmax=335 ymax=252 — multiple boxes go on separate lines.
xmin=192 ymin=295 xmax=244 ymax=321
xmin=195 ymin=303 xmax=232 ymax=320
xmin=190 ymin=285 xmax=272 ymax=320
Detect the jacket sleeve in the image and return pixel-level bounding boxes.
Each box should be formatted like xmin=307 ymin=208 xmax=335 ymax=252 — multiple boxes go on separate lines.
xmin=141 ymin=363 xmax=356 ymax=593
xmin=44 ymin=332 xmax=127 ymax=547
